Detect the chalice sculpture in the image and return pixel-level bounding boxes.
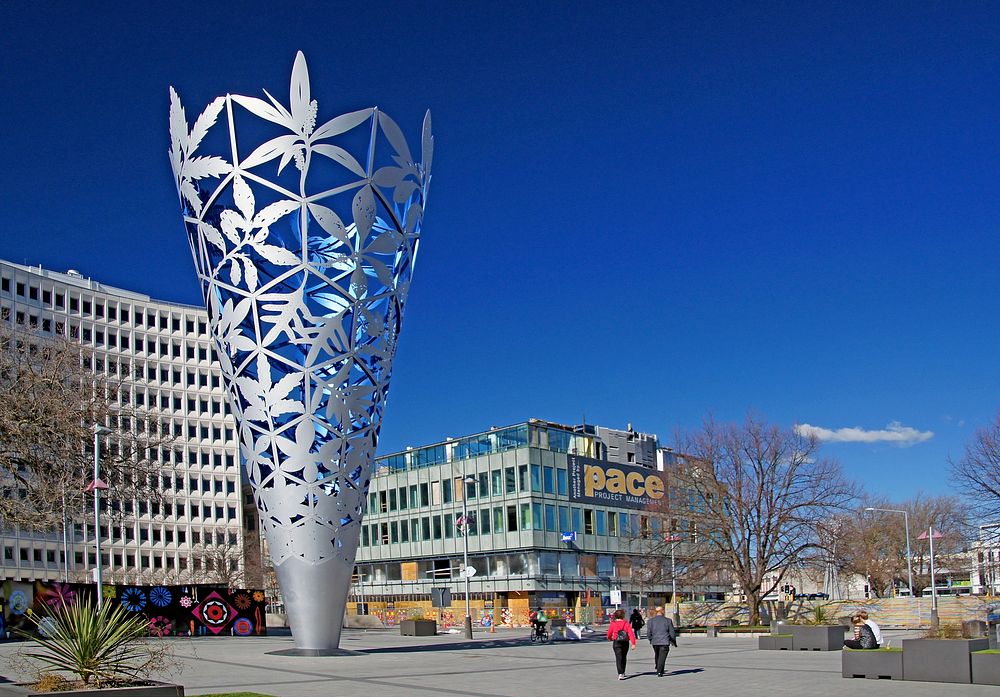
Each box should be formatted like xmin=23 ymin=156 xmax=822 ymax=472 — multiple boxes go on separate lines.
xmin=168 ymin=52 xmax=431 ymax=650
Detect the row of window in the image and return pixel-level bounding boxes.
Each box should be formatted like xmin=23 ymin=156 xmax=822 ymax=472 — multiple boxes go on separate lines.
xmin=375 ymin=424 xmax=600 ymax=474
xmin=354 ymin=551 xmax=645 ymax=582
xmin=367 ymin=464 xmax=569 ymax=516
xmin=0 ymin=274 xmax=208 ymax=336
xmin=361 ymin=505 xmax=669 ymax=546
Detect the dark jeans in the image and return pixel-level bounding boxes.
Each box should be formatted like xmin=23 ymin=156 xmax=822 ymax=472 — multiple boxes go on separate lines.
xmin=653 ymin=644 xmax=671 ymax=674
xmin=844 ymin=639 xmax=879 ymax=649
xmin=613 ymin=641 xmax=630 ymax=675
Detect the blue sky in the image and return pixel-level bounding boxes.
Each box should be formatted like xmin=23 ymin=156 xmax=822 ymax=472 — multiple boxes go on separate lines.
xmin=2 ymin=2 xmax=998 ymax=504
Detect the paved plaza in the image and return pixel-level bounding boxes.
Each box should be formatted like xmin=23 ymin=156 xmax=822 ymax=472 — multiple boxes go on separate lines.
xmin=1 ymin=628 xmax=997 ymax=696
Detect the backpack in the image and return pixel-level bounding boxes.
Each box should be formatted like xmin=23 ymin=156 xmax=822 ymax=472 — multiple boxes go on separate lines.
xmin=615 ymin=623 xmax=628 ymax=642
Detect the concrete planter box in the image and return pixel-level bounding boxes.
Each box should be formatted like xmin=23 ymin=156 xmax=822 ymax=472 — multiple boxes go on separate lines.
xmin=759 ymin=635 xmax=793 ymax=650
xmin=26 ymin=681 xmax=183 ymax=697
xmin=972 ymin=651 xmax=1000 ymax=686
xmin=901 ymin=638 xmax=990 ymax=684
xmin=400 ymin=619 xmax=437 ymax=636
xmin=789 ymin=625 xmax=845 ymax=651
xmin=842 ymin=649 xmax=902 ymax=680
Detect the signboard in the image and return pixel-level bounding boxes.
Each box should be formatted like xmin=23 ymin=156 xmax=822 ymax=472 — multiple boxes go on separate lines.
xmin=568 ymin=455 xmax=665 ymax=510
xmin=561 ymin=531 xmax=577 ymax=542
xmin=431 ymin=587 xmax=452 ymax=608
xmin=610 ymin=589 xmax=622 ymax=605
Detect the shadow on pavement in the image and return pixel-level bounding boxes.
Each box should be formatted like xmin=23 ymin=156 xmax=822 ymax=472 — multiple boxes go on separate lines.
xmin=362 ymin=637 xmax=599 ymax=654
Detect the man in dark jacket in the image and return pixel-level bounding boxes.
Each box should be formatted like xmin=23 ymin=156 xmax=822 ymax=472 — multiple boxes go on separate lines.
xmin=646 ymin=606 xmax=677 ymax=677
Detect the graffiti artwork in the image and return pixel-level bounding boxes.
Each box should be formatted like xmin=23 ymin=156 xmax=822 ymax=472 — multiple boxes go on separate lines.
xmin=0 ymin=581 xmax=266 ymax=638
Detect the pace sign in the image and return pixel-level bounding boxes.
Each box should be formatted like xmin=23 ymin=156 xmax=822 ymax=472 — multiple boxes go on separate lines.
xmin=568 ymin=455 xmax=665 ymax=511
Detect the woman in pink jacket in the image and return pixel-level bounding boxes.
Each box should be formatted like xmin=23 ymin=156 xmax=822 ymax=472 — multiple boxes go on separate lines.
xmin=606 ymin=608 xmax=638 ymax=679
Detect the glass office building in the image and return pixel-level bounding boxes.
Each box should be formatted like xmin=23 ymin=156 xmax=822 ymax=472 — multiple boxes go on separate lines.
xmin=354 ymin=419 xmax=718 ymax=625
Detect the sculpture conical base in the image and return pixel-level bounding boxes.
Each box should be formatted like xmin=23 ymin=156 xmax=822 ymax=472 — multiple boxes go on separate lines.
xmin=275 ymin=556 xmax=355 ymax=651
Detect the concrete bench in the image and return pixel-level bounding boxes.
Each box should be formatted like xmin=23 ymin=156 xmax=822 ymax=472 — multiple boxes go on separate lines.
xmin=789 ymin=625 xmax=845 ymax=651
xmin=842 ymin=649 xmax=902 ymax=680
xmin=759 ymin=635 xmax=793 ymax=650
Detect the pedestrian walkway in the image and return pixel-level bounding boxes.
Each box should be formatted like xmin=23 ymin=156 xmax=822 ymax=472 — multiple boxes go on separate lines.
xmin=0 ymin=629 xmax=995 ymax=696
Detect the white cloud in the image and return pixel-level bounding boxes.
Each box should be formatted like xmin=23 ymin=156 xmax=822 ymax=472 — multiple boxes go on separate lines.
xmin=794 ymin=421 xmax=933 ymax=447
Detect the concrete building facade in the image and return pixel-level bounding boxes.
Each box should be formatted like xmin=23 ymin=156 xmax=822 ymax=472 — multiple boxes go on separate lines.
xmin=0 ymin=259 xmax=260 ymax=587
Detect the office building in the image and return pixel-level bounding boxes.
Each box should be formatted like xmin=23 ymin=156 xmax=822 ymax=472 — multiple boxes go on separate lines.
xmin=0 ymin=259 xmax=259 ymax=587
xmin=354 ymin=419 xmax=725 ymax=624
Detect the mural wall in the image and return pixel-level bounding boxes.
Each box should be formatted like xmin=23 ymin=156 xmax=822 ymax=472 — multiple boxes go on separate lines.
xmin=0 ymin=580 xmax=267 ymax=638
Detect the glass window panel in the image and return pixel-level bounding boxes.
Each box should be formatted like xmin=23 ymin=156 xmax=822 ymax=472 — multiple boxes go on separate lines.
xmin=544 ymin=504 xmax=556 ymax=531
xmin=557 ymin=468 xmax=568 ymax=496
xmin=504 ymin=467 xmax=516 ymax=494
xmin=543 ymin=466 xmax=555 ymax=494
xmin=532 ymin=502 xmax=543 ymax=530
xmin=558 ymin=506 xmax=570 ymax=532
xmin=492 ymin=469 xmax=502 ymax=496
xmin=596 ymin=510 xmax=607 ymax=535
xmin=530 ymin=465 xmax=542 ymax=493
xmin=572 ymin=507 xmax=581 ymax=532
xmin=539 ymin=551 xmax=558 ymax=574
xmin=480 ymin=508 xmax=491 ymax=534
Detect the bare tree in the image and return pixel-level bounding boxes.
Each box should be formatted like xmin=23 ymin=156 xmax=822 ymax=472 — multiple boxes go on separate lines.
xmin=188 ymin=543 xmax=245 ymax=588
xmin=951 ymin=412 xmax=1000 ymax=520
xmin=0 ymin=325 xmax=171 ymax=530
xmin=832 ymin=493 xmax=970 ymax=597
xmin=670 ymin=415 xmax=857 ymax=625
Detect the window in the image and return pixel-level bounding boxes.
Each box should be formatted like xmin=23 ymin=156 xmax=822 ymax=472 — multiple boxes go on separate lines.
xmin=478 ymin=472 xmax=489 ymax=499
xmin=543 ymin=466 xmax=555 ymax=494
xmin=532 ymin=502 xmax=543 ymax=530
xmin=596 ymin=510 xmax=607 ymax=535
xmin=409 ymin=485 xmax=418 ymax=508
xmin=479 ymin=508 xmax=491 ymax=534
xmin=410 ymin=519 xmax=420 ymax=541
xmin=544 ymin=504 xmax=556 ymax=531
xmin=557 ymin=468 xmax=568 ymax=495
xmin=520 ymin=503 xmax=532 ymax=531
xmin=608 ymin=511 xmax=618 ymax=536
xmin=419 ymin=483 xmax=429 ymax=506
xmin=444 ymin=515 xmax=453 ymax=538
xmin=442 ymin=478 xmax=452 ymax=504
xmin=572 ymin=507 xmax=582 ymax=532
xmin=506 ymin=505 xmax=517 ymax=532
xmin=518 ymin=464 xmax=529 ymax=491
xmin=584 ymin=509 xmax=595 ymax=534
xmin=559 ymin=505 xmax=569 ymax=532
xmin=504 ymin=466 xmax=516 ymax=494
xmin=421 ymin=517 xmax=430 ymax=540
xmin=397 ymin=487 xmax=407 ymax=510
xmin=431 ymin=481 xmax=441 ymax=506
xmin=491 ymin=469 xmax=502 ymax=496
xmin=432 ymin=516 xmax=442 ymax=539
xmin=399 ymin=521 xmax=408 ymax=542
xmin=530 ymin=464 xmax=542 ymax=492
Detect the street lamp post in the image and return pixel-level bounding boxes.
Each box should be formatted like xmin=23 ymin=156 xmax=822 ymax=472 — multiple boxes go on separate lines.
xmin=918 ymin=526 xmax=943 ymax=628
xmin=666 ymin=533 xmax=682 ymax=626
xmin=461 ymin=475 xmax=476 ymax=639
xmin=864 ymin=507 xmax=914 ymax=597
xmin=87 ymin=424 xmax=112 ymax=610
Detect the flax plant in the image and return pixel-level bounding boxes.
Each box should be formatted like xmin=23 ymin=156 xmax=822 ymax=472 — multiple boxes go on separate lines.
xmin=17 ymin=597 xmax=153 ymax=687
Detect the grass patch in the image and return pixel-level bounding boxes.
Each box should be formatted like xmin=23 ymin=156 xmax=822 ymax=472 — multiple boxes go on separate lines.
xmin=844 ymin=647 xmax=902 ymax=652
xmin=719 ymin=626 xmax=770 ymax=633
xmin=974 ymin=649 xmax=1000 ymax=655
